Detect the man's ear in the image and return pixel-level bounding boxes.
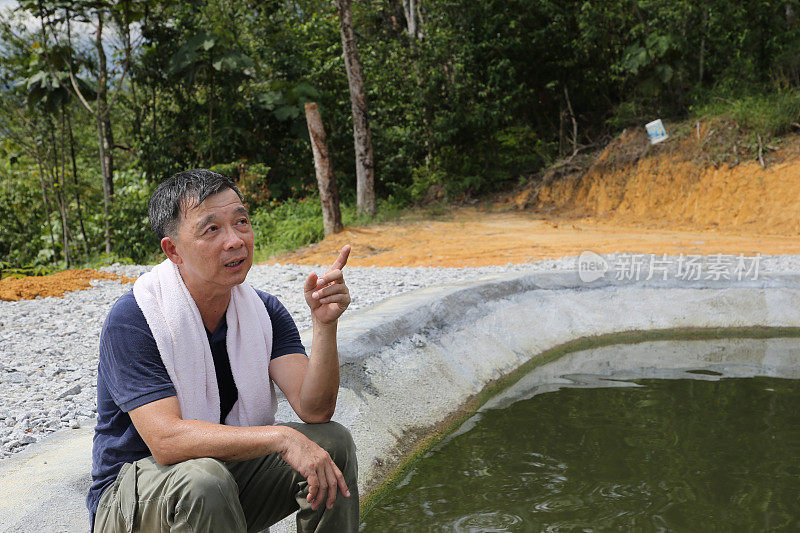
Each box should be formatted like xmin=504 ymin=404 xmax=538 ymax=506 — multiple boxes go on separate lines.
xmin=161 ymin=236 xmax=182 ymax=265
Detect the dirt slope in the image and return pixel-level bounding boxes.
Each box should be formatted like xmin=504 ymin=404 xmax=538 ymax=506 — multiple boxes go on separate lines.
xmin=272 ymin=126 xmax=800 ymax=268
xmin=531 ymin=127 xmax=800 ymax=235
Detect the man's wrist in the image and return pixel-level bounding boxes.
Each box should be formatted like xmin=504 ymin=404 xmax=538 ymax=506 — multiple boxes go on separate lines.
xmin=312 ymin=316 xmax=338 ymax=332
xmin=274 ymin=424 xmax=292 ymax=455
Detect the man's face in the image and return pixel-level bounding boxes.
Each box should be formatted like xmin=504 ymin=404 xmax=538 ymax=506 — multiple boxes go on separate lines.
xmin=168 ymin=188 xmax=254 ymax=296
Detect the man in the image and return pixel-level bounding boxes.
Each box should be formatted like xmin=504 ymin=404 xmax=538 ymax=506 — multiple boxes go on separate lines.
xmin=87 ymin=169 xmax=358 ymax=532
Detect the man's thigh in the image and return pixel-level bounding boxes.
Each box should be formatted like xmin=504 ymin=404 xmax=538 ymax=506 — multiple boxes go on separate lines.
xmin=224 ymin=441 xmax=302 ymax=530
xmin=94 ymin=456 xmax=246 ymax=533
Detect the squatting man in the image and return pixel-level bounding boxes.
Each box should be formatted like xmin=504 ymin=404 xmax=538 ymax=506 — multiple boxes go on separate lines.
xmin=87 ymin=169 xmax=358 ymax=532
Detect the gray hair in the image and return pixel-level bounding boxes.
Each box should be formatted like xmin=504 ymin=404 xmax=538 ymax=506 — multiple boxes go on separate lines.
xmin=148 ymin=168 xmax=243 ymax=241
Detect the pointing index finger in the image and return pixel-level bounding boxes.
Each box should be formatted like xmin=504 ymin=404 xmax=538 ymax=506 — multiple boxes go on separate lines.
xmin=330 ymin=245 xmax=351 ymax=271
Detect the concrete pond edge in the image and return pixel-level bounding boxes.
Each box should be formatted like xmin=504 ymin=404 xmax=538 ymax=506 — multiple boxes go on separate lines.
xmin=3 ymin=269 xmax=800 ymax=531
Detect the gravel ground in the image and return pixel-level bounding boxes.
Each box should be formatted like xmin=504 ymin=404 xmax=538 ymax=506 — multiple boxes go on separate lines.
xmin=1 ymin=253 xmax=798 ymax=460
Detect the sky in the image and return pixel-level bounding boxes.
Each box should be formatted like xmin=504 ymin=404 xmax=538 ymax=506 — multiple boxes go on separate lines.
xmin=0 ymin=0 xmax=135 ymax=62
xmin=1 ymin=0 xmax=55 ymax=35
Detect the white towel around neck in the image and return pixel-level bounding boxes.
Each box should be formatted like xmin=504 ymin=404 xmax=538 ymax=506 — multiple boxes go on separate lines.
xmin=133 ymin=258 xmax=276 ymax=427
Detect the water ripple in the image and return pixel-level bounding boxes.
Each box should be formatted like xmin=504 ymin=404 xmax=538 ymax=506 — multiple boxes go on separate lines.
xmin=452 ymin=511 xmax=523 ymax=532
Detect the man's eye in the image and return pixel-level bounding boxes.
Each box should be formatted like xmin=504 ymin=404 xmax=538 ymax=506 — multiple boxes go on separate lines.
xmin=206 ymin=225 xmax=218 ymax=233
xmin=238 ymin=218 xmax=249 ymax=225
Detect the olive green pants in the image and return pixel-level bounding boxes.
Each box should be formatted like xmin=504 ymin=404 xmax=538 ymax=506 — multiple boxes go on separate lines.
xmin=94 ymin=421 xmax=358 ymax=533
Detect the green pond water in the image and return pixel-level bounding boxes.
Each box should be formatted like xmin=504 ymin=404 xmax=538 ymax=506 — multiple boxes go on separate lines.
xmin=360 ymin=342 xmax=800 ymax=531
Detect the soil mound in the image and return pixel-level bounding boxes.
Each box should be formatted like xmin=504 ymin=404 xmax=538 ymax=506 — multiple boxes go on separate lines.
xmin=0 ymin=269 xmax=135 ymax=302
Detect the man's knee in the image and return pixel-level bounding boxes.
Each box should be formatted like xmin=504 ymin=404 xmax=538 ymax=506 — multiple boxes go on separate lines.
xmin=315 ymin=422 xmax=357 ymax=475
xmin=286 ymin=421 xmax=358 ymax=477
xmin=170 ymin=457 xmax=240 ymax=510
xmin=326 ymin=422 xmax=356 ymax=457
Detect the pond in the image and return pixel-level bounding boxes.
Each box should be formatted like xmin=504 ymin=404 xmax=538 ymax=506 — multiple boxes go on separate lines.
xmin=360 ymin=338 xmax=800 ymax=531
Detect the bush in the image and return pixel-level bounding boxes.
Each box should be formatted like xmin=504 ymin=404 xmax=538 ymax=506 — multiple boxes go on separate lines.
xmin=108 ymin=170 xmax=161 ymax=264
xmin=209 ymin=161 xmax=272 ymax=209
xmin=251 ymin=198 xmax=326 ymax=260
xmin=0 ymin=174 xmax=43 ymax=268
xmin=251 ymin=196 xmax=406 ymax=261
xmin=0 ymin=260 xmax=54 ymax=280
xmin=692 ymin=90 xmax=800 ymax=139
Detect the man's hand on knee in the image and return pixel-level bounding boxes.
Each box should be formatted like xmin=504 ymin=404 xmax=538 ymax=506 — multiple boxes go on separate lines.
xmin=280 ymin=427 xmax=351 ymax=510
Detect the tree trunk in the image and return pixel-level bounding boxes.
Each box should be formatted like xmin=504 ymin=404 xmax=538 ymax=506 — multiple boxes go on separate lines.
xmin=53 ymin=115 xmax=71 ymax=267
xmin=402 ymin=0 xmax=424 ymax=40
xmin=208 ymin=67 xmax=215 ymax=166
xmin=698 ymin=9 xmax=707 ymax=85
xmin=66 ymin=108 xmax=89 ymax=255
xmin=305 ymin=103 xmax=343 ymax=236
xmin=563 ymin=86 xmax=578 ymax=156
xmin=96 ymin=10 xmax=114 ymax=254
xmin=403 ymin=0 xmax=430 ymax=162
xmin=152 ymin=84 xmax=158 ymax=147
xmin=35 ymin=158 xmax=57 ymax=259
xmin=121 ymin=3 xmax=142 ymax=140
xmin=336 ymin=0 xmax=375 ymax=216
xmin=55 ymin=182 xmax=71 ymax=267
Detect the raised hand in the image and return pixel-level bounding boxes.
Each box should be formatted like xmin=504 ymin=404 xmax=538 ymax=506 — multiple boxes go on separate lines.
xmin=304 ymin=245 xmax=352 ymax=325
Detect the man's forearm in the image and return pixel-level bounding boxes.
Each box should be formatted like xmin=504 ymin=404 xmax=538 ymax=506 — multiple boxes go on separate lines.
xmin=150 ymin=417 xmax=290 ymax=465
xmin=297 ymin=319 xmax=340 ymax=421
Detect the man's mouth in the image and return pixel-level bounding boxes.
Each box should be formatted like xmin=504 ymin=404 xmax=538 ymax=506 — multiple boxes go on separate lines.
xmin=225 ymin=259 xmax=245 ymax=267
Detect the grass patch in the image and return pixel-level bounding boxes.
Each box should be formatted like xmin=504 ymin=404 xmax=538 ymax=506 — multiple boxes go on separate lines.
xmin=685 ymin=89 xmax=800 ymax=167
xmin=252 ymin=197 xmax=406 ymax=262
xmin=360 ymin=326 xmax=800 ymax=516
xmin=0 ymin=260 xmax=55 ymax=279
xmin=692 ymin=90 xmax=800 ymax=139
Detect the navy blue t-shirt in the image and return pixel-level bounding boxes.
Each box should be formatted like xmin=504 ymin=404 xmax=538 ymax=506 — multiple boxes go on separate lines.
xmin=86 ymin=288 xmax=306 ymax=521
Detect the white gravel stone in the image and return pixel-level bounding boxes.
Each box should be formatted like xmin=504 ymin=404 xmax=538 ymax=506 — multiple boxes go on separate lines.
xmin=0 ymin=253 xmax=798 ymax=459
xmin=56 ymin=385 xmax=82 ymax=399
xmin=3 ymin=372 xmax=28 ymax=384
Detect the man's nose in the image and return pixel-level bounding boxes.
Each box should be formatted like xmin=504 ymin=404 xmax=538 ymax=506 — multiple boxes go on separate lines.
xmin=223 ymin=226 xmax=245 ymax=249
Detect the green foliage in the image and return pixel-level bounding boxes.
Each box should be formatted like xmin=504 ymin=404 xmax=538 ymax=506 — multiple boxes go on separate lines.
xmin=4 ymin=0 xmax=800 ymax=272
xmin=169 ymin=31 xmax=255 ymax=81
xmin=24 ymin=46 xmax=95 ymax=113
xmin=0 ymin=166 xmax=45 ymax=267
xmin=209 ymin=161 xmax=272 ymax=208
xmin=693 ymin=91 xmax=800 ymax=139
xmin=83 ymin=253 xmax=137 ymax=270
xmin=251 ymin=198 xmax=325 ymax=260
xmin=0 ymin=260 xmax=54 ymax=280
xmin=251 ymin=196 xmax=405 ymax=261
xmin=408 ymin=166 xmax=447 ymax=203
xmin=107 ymin=170 xmax=160 ymax=264
xmin=606 ymin=101 xmax=648 ymax=130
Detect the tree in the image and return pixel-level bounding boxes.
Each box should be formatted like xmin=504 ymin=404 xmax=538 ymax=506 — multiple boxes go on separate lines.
xmin=21 ymin=0 xmax=140 ymax=254
xmin=402 ymin=0 xmax=424 ymax=41
xmin=336 ymin=0 xmax=375 ymax=216
xmin=305 ymin=102 xmax=342 ymax=236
